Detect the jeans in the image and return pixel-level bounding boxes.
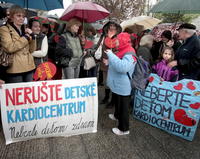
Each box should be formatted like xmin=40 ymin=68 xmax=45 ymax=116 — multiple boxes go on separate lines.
xmin=79 ymin=66 xmax=97 ymax=78
xmin=63 ymin=66 xmax=80 ymax=79
xmin=7 ymin=70 xmax=34 ymax=83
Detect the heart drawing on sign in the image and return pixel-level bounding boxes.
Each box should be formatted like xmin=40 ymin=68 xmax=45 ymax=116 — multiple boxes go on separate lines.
xmin=187 ymin=81 xmax=196 ymax=90
xmin=148 ymin=76 xmax=154 ymax=83
xmin=190 ymin=103 xmax=200 ymax=109
xmin=173 ymin=83 xmax=183 ymax=90
xmin=174 ymin=109 xmax=196 ymax=126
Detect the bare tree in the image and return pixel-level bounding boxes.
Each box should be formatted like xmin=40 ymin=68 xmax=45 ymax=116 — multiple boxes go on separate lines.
xmin=92 ymin=0 xmax=146 ymax=21
xmin=71 ymin=0 xmax=146 ymax=22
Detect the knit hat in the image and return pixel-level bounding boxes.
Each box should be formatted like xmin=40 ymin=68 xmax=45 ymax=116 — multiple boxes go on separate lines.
xmin=161 ymin=30 xmax=172 ymax=40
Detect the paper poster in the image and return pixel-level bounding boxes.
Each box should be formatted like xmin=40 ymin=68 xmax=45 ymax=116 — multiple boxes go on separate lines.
xmin=0 ymin=78 xmax=98 ymax=144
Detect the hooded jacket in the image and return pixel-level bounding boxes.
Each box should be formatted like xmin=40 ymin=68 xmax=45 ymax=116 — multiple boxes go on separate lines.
xmin=106 ymin=33 xmax=136 ymax=96
xmin=152 ymin=59 xmax=179 ymax=81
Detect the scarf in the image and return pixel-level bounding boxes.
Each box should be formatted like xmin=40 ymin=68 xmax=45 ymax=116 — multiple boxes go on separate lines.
xmin=115 ymin=32 xmax=136 ymax=60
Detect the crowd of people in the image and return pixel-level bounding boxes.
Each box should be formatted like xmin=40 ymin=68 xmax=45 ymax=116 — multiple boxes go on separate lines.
xmin=0 ymin=5 xmax=200 ymax=136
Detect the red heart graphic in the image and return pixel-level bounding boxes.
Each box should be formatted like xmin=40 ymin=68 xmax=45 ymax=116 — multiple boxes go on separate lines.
xmin=148 ymin=76 xmax=154 ymax=83
xmin=187 ymin=81 xmax=196 ymax=90
xmin=173 ymin=83 xmax=183 ymax=90
xmin=190 ymin=103 xmax=200 ymax=109
xmin=174 ymin=109 xmax=196 ymax=126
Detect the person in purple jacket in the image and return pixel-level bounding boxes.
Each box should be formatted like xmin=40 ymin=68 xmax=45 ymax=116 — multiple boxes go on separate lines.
xmin=152 ymin=47 xmax=179 ymax=82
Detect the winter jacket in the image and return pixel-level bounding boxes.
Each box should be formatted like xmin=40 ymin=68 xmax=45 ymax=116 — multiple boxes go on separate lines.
xmin=106 ymin=52 xmax=136 ymax=96
xmin=175 ymin=34 xmax=200 ymax=80
xmin=32 ymin=34 xmax=48 ymax=67
xmin=0 ymin=23 xmax=36 ymax=73
xmin=152 ymin=59 xmax=179 ymax=81
xmin=55 ymin=31 xmax=82 ymax=67
xmin=100 ymin=21 xmax=122 ymax=71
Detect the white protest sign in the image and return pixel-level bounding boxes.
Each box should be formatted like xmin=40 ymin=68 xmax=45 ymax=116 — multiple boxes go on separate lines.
xmin=0 ymin=78 xmax=98 ymax=144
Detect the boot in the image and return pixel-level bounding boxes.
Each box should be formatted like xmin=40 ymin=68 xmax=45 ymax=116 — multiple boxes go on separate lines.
xmin=100 ymin=89 xmax=110 ymax=104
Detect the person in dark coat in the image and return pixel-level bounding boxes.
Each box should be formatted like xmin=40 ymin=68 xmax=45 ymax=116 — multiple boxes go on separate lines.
xmin=98 ymin=21 xmax=122 ymax=107
xmin=168 ymin=23 xmax=200 ymax=80
xmin=151 ymin=30 xmax=173 ymax=62
xmin=137 ymin=34 xmax=154 ymax=66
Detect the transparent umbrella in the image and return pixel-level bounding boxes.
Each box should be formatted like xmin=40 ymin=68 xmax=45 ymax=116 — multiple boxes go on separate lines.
xmin=120 ymin=16 xmax=161 ymax=33
xmin=149 ymin=0 xmax=200 ymax=14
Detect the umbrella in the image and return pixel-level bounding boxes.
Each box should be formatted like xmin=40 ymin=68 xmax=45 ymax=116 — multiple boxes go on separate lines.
xmin=0 ymin=2 xmax=37 ymax=18
xmin=120 ymin=16 xmax=161 ymax=33
xmin=150 ymin=23 xmax=182 ymax=41
xmin=60 ymin=1 xmax=110 ymax=23
xmin=149 ymin=0 xmax=200 ymax=14
xmin=2 ymin=0 xmax=63 ymax=10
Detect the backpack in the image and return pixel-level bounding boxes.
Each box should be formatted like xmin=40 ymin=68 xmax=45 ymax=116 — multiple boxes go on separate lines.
xmin=127 ymin=54 xmax=151 ymax=90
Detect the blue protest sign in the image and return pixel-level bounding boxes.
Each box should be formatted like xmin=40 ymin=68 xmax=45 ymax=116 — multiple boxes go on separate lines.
xmin=133 ymin=74 xmax=200 ymax=141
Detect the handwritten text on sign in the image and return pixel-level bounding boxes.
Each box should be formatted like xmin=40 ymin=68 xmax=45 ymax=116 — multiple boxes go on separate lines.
xmin=0 ymin=78 xmax=98 ymax=144
xmin=133 ymin=74 xmax=200 ymax=141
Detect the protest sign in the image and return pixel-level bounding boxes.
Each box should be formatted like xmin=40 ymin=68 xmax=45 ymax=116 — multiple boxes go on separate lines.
xmin=133 ymin=74 xmax=200 ymax=141
xmin=0 ymin=78 xmax=98 ymax=144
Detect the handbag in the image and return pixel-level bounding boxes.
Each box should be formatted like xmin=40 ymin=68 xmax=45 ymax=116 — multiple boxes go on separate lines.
xmin=84 ymin=56 xmax=96 ymax=70
xmin=0 ymin=25 xmax=14 ymax=67
xmin=94 ymin=43 xmax=102 ymax=60
xmin=94 ymin=37 xmax=104 ymax=60
xmin=0 ymin=47 xmax=13 ymax=67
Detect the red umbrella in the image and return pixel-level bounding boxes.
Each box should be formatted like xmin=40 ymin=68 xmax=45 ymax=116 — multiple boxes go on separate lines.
xmin=60 ymin=1 xmax=110 ymax=23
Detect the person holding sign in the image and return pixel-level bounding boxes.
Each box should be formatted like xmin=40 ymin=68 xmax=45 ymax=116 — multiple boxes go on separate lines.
xmin=152 ymin=47 xmax=179 ymax=82
xmin=104 ymin=32 xmax=137 ymax=135
xmin=0 ymin=79 xmax=4 ymax=88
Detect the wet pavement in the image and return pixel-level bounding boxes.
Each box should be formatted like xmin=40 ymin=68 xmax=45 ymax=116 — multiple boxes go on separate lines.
xmin=0 ymin=86 xmax=199 ymax=159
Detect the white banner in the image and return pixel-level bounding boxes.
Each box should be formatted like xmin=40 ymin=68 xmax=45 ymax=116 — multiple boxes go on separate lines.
xmin=0 ymin=78 xmax=98 ymax=145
